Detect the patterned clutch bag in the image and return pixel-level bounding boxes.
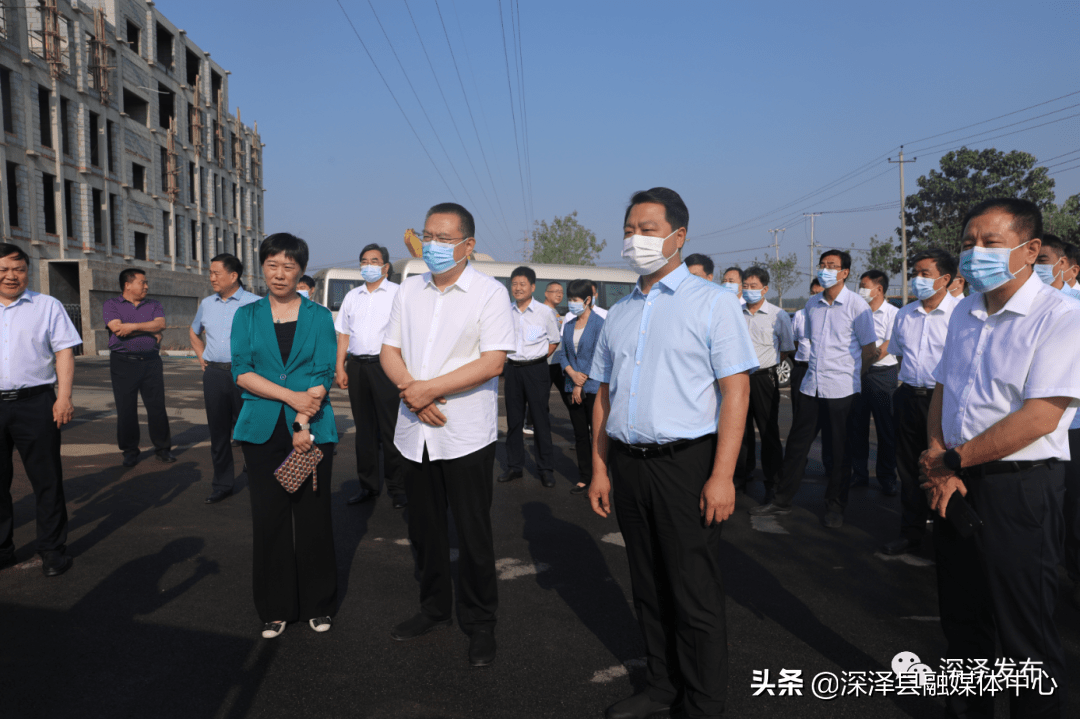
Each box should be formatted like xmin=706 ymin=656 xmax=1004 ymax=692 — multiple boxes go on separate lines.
xmin=274 ymin=446 xmax=324 ymax=493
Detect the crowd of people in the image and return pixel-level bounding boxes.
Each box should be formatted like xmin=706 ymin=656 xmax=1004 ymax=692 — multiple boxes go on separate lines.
xmin=2 ymin=189 xmax=1079 ymax=719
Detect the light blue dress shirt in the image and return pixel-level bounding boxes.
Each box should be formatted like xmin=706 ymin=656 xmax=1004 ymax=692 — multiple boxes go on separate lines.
xmin=0 ymin=291 xmax=82 ymax=390
xmin=191 ymin=287 xmax=261 ymax=363
xmin=590 ymin=263 xmax=759 ymax=445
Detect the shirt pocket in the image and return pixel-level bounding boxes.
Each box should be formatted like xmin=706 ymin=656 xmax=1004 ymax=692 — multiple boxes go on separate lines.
xmin=525 ymin=325 xmax=546 ymax=343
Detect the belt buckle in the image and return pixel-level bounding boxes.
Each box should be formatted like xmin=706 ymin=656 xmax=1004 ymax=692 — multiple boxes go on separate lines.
xmin=0 ymin=390 xmax=18 ymax=401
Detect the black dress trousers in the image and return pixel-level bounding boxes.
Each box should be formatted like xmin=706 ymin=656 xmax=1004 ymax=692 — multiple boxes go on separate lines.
xmin=504 ymin=361 xmax=554 ymax=473
xmin=404 ymin=442 xmax=497 ymax=634
xmin=0 ymin=390 xmax=67 ymax=557
xmin=565 ymin=391 xmax=596 ymax=483
xmin=735 ymin=367 xmax=783 ymax=491
xmin=893 ymin=384 xmax=933 ymax=542
xmin=109 ymin=353 xmax=171 ymax=458
xmin=346 ymin=356 xmax=405 ymax=497
xmin=1064 ymin=428 xmax=1080 ymax=583
xmin=242 ymin=411 xmax=337 ymax=623
xmin=611 ymin=435 xmax=728 ymax=719
xmin=775 ymin=392 xmax=856 ymax=512
xmin=202 ymin=364 xmax=243 ymax=492
xmin=934 ymin=463 xmax=1068 ymax=718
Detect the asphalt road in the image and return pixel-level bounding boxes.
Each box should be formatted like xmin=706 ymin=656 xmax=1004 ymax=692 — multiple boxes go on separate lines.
xmin=1 ymin=357 xmax=1078 ymax=719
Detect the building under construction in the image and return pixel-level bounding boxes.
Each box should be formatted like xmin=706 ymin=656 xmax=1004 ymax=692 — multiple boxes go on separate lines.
xmin=0 ymin=0 xmax=265 ymax=353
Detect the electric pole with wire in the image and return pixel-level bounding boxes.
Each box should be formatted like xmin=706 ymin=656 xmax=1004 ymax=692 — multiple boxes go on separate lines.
xmin=768 ymin=228 xmax=786 ymax=260
xmin=804 ymin=213 xmax=822 ymax=281
xmin=889 ymin=147 xmax=917 ymax=303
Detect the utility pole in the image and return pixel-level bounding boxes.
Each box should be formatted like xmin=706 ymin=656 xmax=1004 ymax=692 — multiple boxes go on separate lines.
xmin=804 ymin=213 xmax=822 ymax=282
xmin=768 ymin=227 xmax=786 ymax=260
xmin=521 ymin=230 xmax=529 ymax=260
xmin=889 ymin=146 xmax=917 ymax=304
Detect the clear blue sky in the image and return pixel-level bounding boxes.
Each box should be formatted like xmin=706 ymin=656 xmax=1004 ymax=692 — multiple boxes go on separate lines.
xmin=163 ymin=0 xmax=1080 ymax=280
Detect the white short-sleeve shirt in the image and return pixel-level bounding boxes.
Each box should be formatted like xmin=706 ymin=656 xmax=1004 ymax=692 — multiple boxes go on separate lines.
xmin=870 ymin=301 xmax=899 ymax=367
xmin=508 ymin=299 xmax=561 ymax=362
xmin=892 ymin=292 xmax=960 ymax=389
xmin=791 ymin=307 xmax=811 ymax=362
xmin=383 ymin=263 xmax=517 ymax=462
xmin=800 ymin=287 xmax=878 ymax=398
xmin=334 ymin=280 xmax=399 ymax=356
xmin=0 ymin=291 xmax=82 ymax=389
xmin=742 ymin=300 xmax=795 ymax=370
xmin=933 ymin=272 xmax=1080 ymax=461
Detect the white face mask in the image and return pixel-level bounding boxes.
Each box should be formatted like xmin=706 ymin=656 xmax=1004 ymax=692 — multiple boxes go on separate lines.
xmin=857 ymin=287 xmax=875 ymax=303
xmin=622 ymin=231 xmax=678 ymax=276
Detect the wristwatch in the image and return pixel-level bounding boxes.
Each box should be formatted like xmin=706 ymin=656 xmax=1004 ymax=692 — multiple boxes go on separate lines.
xmin=292 ymin=422 xmax=310 ymax=433
xmin=943 ymin=447 xmax=962 ymax=473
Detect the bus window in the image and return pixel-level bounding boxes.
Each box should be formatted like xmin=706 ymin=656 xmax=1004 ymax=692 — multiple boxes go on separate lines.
xmin=328 ymin=278 xmax=363 ymax=311
xmin=600 ymin=281 xmax=634 ymax=308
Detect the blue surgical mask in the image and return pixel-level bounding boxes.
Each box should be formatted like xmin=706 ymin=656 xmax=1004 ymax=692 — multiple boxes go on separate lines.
xmin=298 ymin=289 xmax=309 ymax=299
xmin=422 ymin=240 xmax=465 ymax=275
xmin=817 ymin=268 xmax=839 ymax=289
xmin=361 ymin=265 xmax=383 ymax=283
xmin=1033 ymin=263 xmax=1060 ymax=286
xmin=721 ymin=282 xmax=740 ymax=294
xmin=909 ymin=276 xmax=940 ymax=301
xmin=568 ymin=301 xmax=585 ymax=315
xmin=959 ymin=241 xmax=1030 ymax=293
xmin=742 ymin=289 xmax=763 ymax=304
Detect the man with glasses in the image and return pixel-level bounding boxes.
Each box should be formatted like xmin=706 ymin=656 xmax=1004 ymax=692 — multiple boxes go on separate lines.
xmin=751 ymin=250 xmax=877 ymax=528
xmin=336 ymin=244 xmax=406 ymax=509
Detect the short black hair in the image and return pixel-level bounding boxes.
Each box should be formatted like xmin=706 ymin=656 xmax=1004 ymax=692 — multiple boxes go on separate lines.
xmin=819 ymin=249 xmax=851 ymax=270
xmin=624 ymin=187 xmax=689 ymax=233
xmin=910 ymin=248 xmax=957 ymax=282
xmin=684 ymin=253 xmax=714 ymax=276
xmin=1041 ymin=233 xmax=1066 ymax=259
xmin=360 ymin=243 xmax=389 ymax=266
xmin=211 ymin=253 xmax=243 ymax=278
xmin=0 ymin=243 xmax=30 ymax=266
xmin=810 ymin=279 xmax=823 ymax=292
xmin=1063 ymin=242 xmax=1080 ymax=267
xmin=259 ymin=233 xmax=309 ymax=272
xmin=744 ymin=265 xmax=770 ymax=286
xmin=590 ymin=281 xmax=598 ymax=294
xmin=511 ymin=266 xmax=536 ymax=285
xmin=298 ymin=275 xmax=315 ymax=288
xmin=861 ymin=269 xmax=889 ymax=293
xmin=723 ymin=266 xmax=744 ymax=282
xmin=961 ymin=197 xmax=1043 ymax=244
xmin=426 ymin=202 xmax=475 ymax=239
xmin=546 ymin=281 xmax=563 ymax=290
xmin=119 ymin=268 xmax=145 ymax=291
xmin=567 ymin=279 xmax=593 ymax=301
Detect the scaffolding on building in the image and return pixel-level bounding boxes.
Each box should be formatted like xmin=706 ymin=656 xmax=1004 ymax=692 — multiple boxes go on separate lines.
xmin=191 ymin=74 xmax=204 ymax=154
xmin=166 ymin=117 xmax=180 ymax=203
xmin=41 ymin=0 xmax=63 ymax=79
xmin=88 ymin=9 xmax=112 ymax=106
xmin=215 ymin=89 xmax=225 ymax=168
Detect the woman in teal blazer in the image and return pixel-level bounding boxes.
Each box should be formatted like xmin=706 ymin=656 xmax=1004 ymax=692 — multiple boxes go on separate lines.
xmin=231 ymin=233 xmax=339 ymax=639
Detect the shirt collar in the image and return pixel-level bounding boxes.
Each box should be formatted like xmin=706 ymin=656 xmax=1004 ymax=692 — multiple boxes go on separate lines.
xmin=970 ymin=271 xmax=1041 ymax=319
xmin=216 ymin=287 xmax=246 ymax=303
xmin=632 ymin=263 xmax=690 ymax=298
xmin=359 ymin=281 xmax=388 ymax=295
xmin=916 ymin=290 xmax=958 ymax=316
xmin=424 ymin=261 xmax=475 ymax=293
xmin=512 ymin=297 xmax=536 ymax=314
xmin=744 ymin=299 xmax=773 ymax=315
xmin=1 ymin=290 xmax=34 ymax=308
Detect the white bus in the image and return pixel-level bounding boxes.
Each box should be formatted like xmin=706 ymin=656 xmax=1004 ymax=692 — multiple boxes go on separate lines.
xmin=312 ymin=260 xmax=640 ymax=318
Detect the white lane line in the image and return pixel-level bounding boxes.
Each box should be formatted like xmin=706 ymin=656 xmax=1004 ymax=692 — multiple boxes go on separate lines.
xmin=394 ymin=539 xmax=410 ymax=546
xmin=590 ymin=658 xmax=647 ymax=683
xmin=749 ymin=516 xmax=790 ymax=535
xmin=601 ymin=532 xmax=625 ymax=547
xmin=874 ymin=551 xmax=934 ymax=567
xmin=495 ymin=557 xmax=549 ymax=580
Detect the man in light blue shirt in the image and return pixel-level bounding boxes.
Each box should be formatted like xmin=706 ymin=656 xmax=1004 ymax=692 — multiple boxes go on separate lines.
xmin=190 ymin=253 xmax=260 ymax=504
xmin=588 ymin=188 xmax=757 ymax=719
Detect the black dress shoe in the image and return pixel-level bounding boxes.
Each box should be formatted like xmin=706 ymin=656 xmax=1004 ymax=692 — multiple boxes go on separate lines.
xmin=468 ymin=630 xmax=496 ymax=667
xmin=570 ymin=483 xmax=589 ymax=495
xmin=346 ymin=488 xmax=380 ymax=505
xmin=539 ymin=471 xmax=555 ymax=488
xmin=605 ymin=691 xmax=672 ymax=719
xmin=205 ymin=489 xmax=232 ymax=504
xmin=122 ymin=454 xmax=139 ymax=467
xmin=390 ymin=613 xmax=452 ymax=641
xmin=41 ymin=552 xmax=72 ymax=578
xmin=497 ymin=469 xmax=523 ymax=483
xmin=392 ymin=494 xmax=408 ymax=509
xmin=155 ymin=450 xmax=177 ymax=463
xmin=881 ymin=537 xmax=918 ymax=556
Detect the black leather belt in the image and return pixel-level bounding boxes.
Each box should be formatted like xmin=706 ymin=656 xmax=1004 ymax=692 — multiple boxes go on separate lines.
xmin=347 ymin=354 xmax=380 ymax=364
xmin=751 ymin=365 xmax=777 ymax=377
xmin=793 ymin=360 xmax=808 ymax=368
xmin=0 ymin=384 xmax=51 ymax=402
xmin=111 ymin=352 xmax=158 ymax=361
xmin=508 ymin=357 xmax=547 ymax=367
xmin=206 ymin=361 xmax=232 ymax=371
xmin=901 ymin=383 xmax=932 ymax=397
xmin=611 ymin=434 xmax=715 ymax=460
xmin=964 ymin=459 xmax=1056 ymax=477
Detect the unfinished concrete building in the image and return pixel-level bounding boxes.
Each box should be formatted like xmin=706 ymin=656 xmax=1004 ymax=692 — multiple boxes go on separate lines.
xmin=0 ymin=0 xmax=265 ymax=353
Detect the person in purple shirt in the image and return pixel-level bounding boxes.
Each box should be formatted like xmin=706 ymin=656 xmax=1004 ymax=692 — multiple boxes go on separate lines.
xmin=0 ymin=243 xmax=82 ymax=578
xmin=103 ymin=269 xmax=173 ymax=467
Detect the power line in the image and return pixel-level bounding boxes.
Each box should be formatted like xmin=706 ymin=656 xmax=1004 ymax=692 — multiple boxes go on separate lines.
xmin=903 ymin=88 xmax=1080 ymax=146
xmin=906 ymin=104 xmax=1080 ymax=157
xmin=497 ymin=0 xmax=531 ymax=236
xmin=512 ymin=0 xmax=535 ymax=222
xmin=333 ymin=0 xmax=457 ymax=202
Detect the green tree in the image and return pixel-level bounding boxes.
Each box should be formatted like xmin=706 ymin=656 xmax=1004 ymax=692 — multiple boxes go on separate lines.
xmin=901 ymin=147 xmax=1056 ymax=257
xmin=863 ymin=233 xmax=903 ymax=276
xmin=1044 ymin=193 xmax=1080 ymax=243
xmin=756 ymin=252 xmax=800 ymax=309
xmin=529 ymin=211 xmax=607 ymax=265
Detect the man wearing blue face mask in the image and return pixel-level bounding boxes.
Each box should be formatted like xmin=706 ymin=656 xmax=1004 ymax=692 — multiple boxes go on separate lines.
xmin=923 ymin=198 xmax=1080 ymax=718
xmin=879 ymin=249 xmax=959 ymax=557
xmin=752 ymin=250 xmax=878 ymax=528
xmin=721 ymin=266 xmax=747 ymax=307
xmin=1034 ymin=233 xmax=1070 ymax=290
xmin=335 ymin=244 xmax=407 ymax=508
xmin=734 ymin=266 xmax=794 ymax=501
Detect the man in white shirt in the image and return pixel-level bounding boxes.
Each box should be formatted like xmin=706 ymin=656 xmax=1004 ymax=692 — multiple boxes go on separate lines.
xmin=498 ymin=267 xmax=561 ymax=488
xmin=879 ymin=250 xmax=960 ymax=556
xmin=947 ymin=274 xmax=966 ymax=299
xmin=336 ymin=244 xmax=406 ymax=509
xmin=849 ymin=270 xmax=899 ymax=495
xmin=735 ymin=265 xmax=794 ymax=503
xmin=381 ymin=202 xmax=516 ymax=667
xmin=684 ymin=253 xmax=715 ymax=282
xmin=789 ymin=278 xmax=823 ymax=419
xmin=720 ymin=266 xmax=748 ymax=306
xmin=923 ymin=198 xmax=1080 ymax=718
xmin=751 ymin=250 xmax=877 ymax=528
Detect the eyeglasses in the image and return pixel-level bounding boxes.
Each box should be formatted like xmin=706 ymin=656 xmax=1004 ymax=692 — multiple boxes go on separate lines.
xmin=359 ymin=260 xmax=384 ymax=266
xmin=421 ymin=234 xmax=467 ymax=245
